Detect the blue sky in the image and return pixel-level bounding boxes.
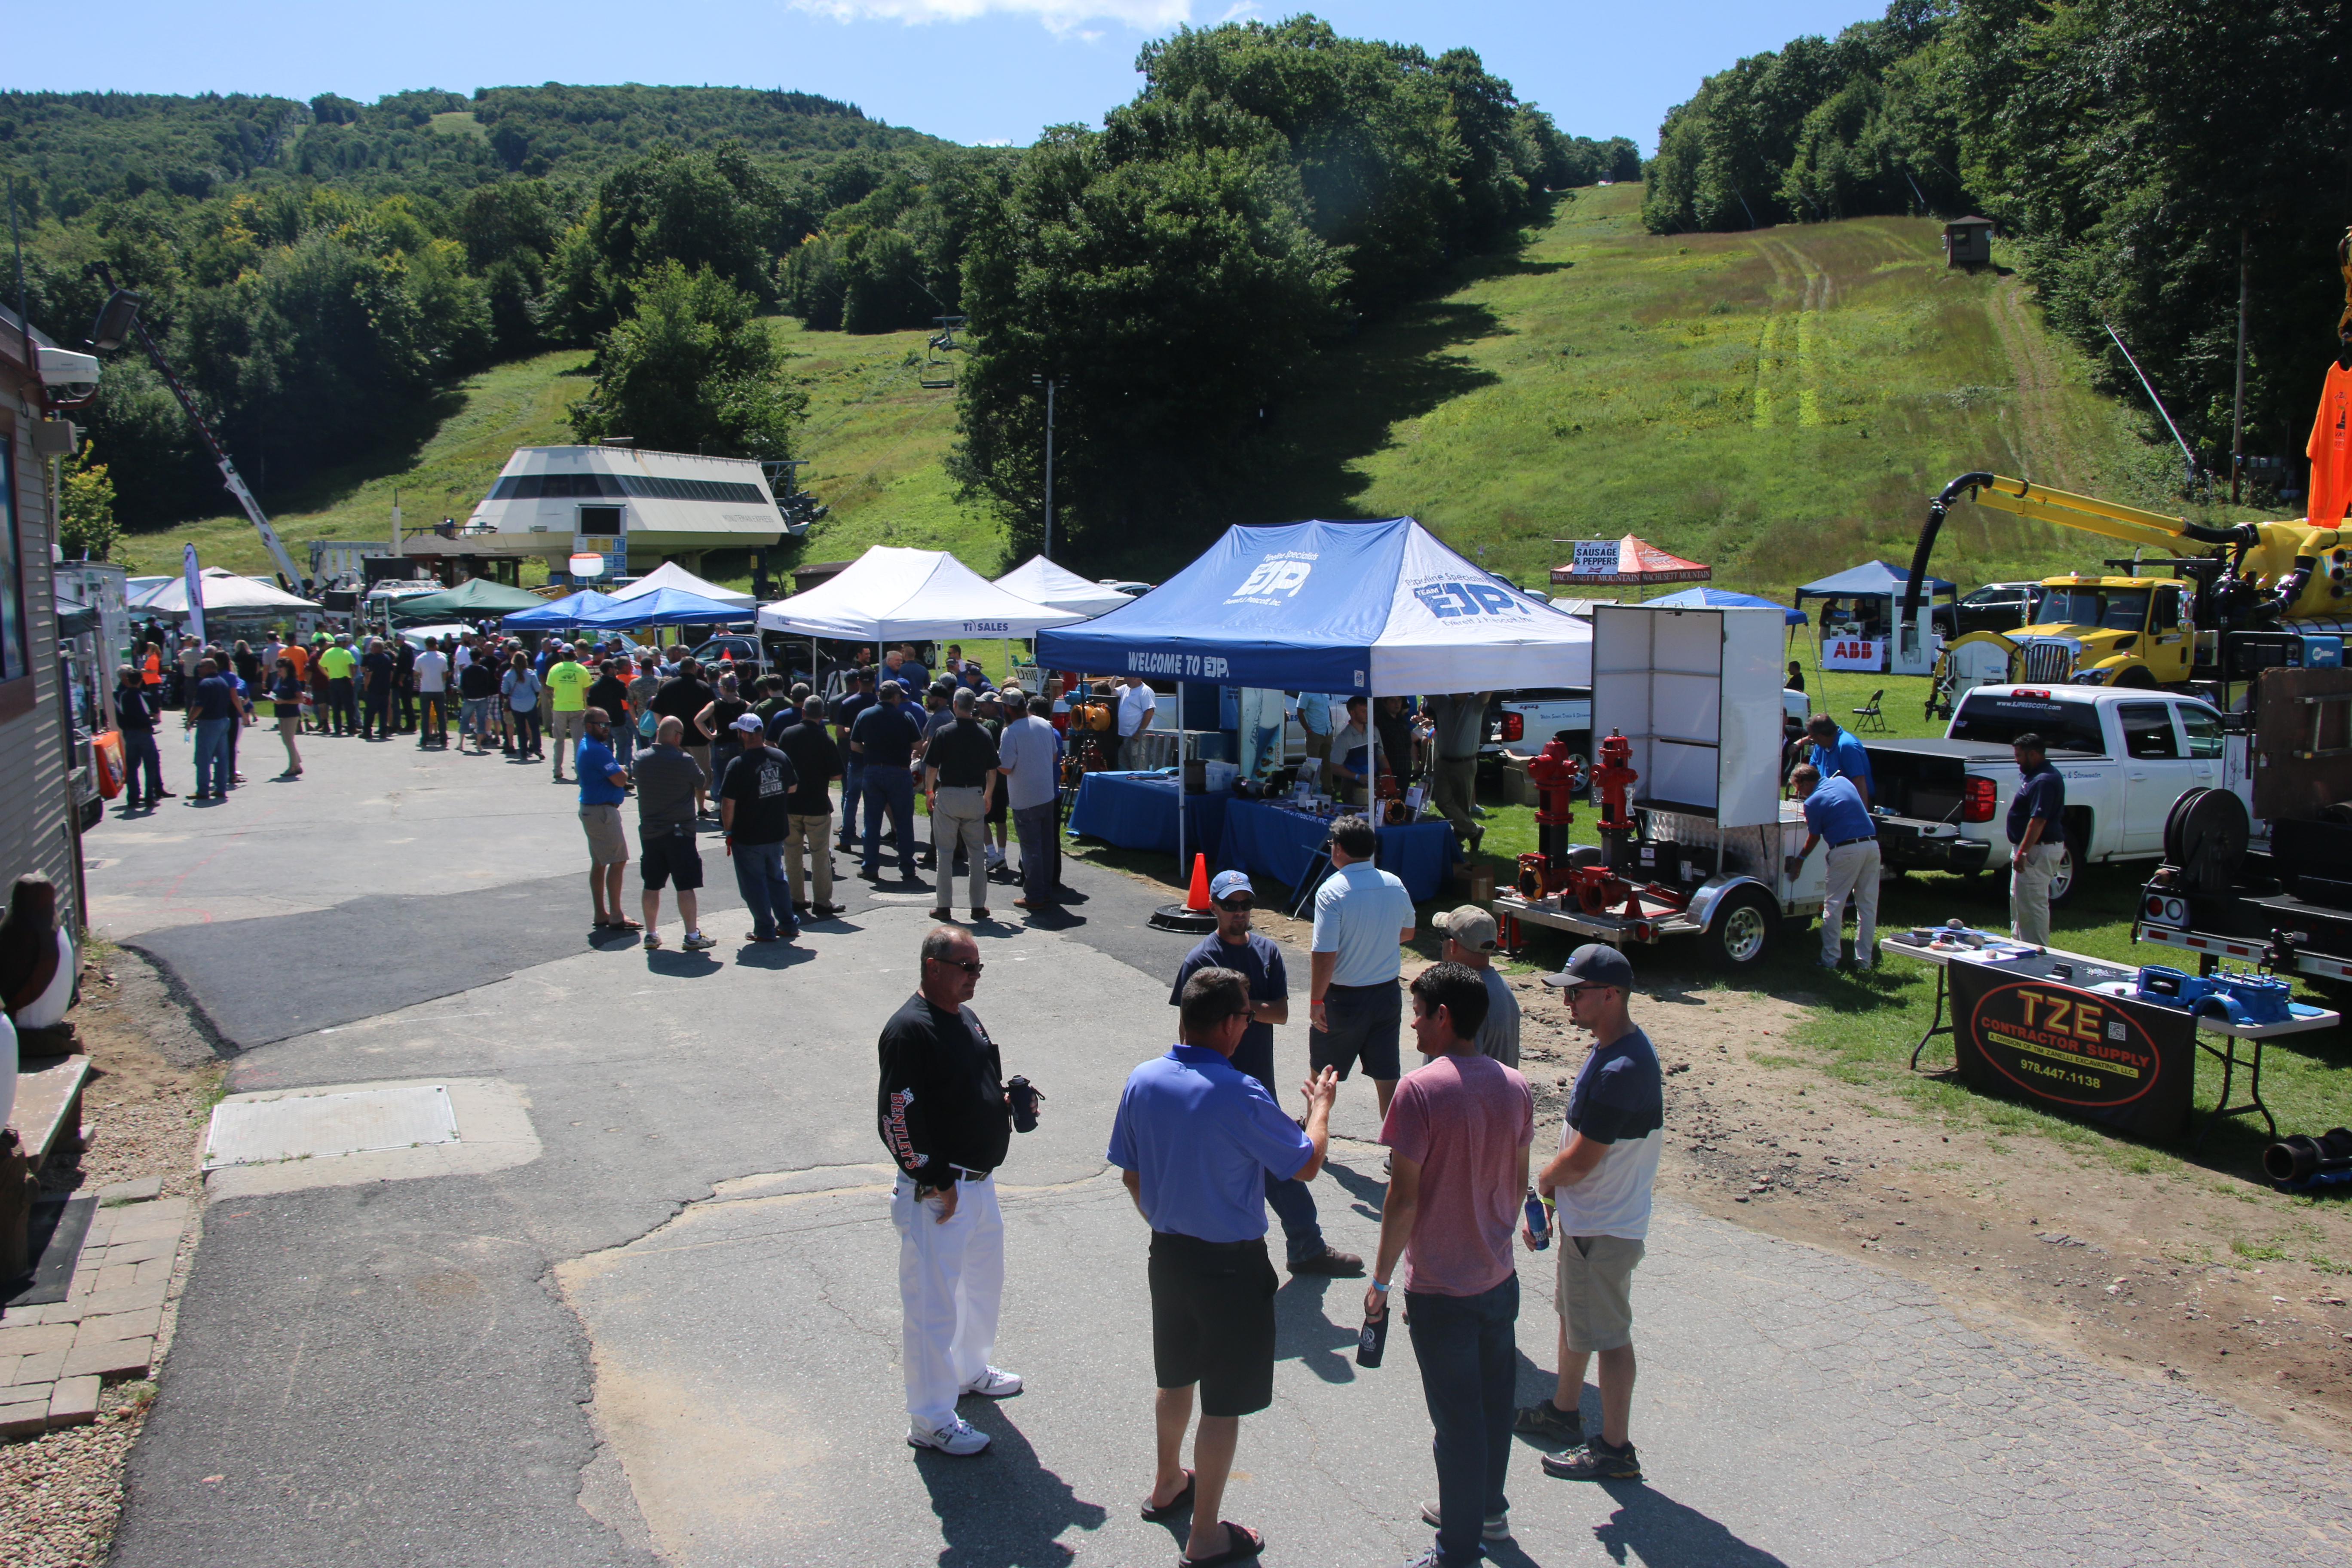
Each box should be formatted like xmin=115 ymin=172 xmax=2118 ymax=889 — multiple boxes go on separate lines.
xmin=8 ymin=1 xmax=1880 ymax=152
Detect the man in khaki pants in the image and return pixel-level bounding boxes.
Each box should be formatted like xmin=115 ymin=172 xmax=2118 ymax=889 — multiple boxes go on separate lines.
xmin=1785 ymin=763 xmax=1880 ymax=971
xmin=1424 ymin=692 xmax=1490 ymax=853
xmin=923 ymin=688 xmax=999 ymax=922
xmin=2007 ymin=732 xmax=2067 ymax=946
xmin=774 ymin=695 xmax=844 ymax=919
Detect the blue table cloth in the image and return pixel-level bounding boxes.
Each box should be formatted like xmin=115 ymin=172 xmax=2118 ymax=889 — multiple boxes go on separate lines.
xmin=1216 ymin=800 xmax=1459 ymax=904
xmin=1064 ymin=772 xmax=1231 ymax=860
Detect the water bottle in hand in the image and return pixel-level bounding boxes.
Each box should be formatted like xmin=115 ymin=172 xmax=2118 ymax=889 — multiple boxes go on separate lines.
xmin=1357 ymin=1302 xmax=1389 ymax=1369
xmin=1524 ymin=1191 xmax=1552 ymax=1250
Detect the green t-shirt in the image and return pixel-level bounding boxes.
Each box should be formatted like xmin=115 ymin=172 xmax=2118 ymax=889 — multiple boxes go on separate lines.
xmin=318 ymin=646 xmax=357 ymax=679
xmin=545 ymin=661 xmax=591 ymax=712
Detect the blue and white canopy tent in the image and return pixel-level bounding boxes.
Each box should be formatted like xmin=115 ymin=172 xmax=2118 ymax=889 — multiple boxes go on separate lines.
xmin=576 ymin=585 xmax=753 ymax=629
xmin=1648 ymin=585 xmax=1808 ymax=625
xmin=499 ymin=589 xmax=612 ymax=629
xmin=1037 ymin=517 xmax=1591 ymax=896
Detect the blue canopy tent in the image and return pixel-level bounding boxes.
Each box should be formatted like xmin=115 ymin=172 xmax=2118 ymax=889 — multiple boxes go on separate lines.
xmin=1795 ymin=561 xmax=1955 ymax=622
xmin=575 ymin=585 xmax=752 ymax=629
xmin=500 ymin=589 xmax=612 ymax=629
xmin=1648 ymin=585 xmax=1807 ymax=625
xmin=1037 ymin=517 xmax=1591 ymax=905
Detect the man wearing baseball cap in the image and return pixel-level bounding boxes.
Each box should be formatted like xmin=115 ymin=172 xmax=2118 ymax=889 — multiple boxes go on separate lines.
xmin=1432 ymin=906 xmax=1521 ymax=1067
xmin=717 ymin=710 xmax=800 ymax=943
xmin=1167 ymin=871 xmax=1363 ymax=1276
xmin=1517 ymin=943 xmax=1660 ymax=1482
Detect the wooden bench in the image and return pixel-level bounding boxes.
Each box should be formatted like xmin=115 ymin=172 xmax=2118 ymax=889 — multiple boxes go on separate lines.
xmin=2 ymin=1056 xmax=92 ymax=1278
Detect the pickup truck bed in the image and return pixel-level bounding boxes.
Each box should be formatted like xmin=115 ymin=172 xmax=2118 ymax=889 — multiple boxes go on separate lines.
xmin=1862 ymin=741 xmax=2098 ymax=876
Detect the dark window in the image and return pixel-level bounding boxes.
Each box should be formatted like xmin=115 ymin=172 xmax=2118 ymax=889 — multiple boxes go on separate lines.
xmin=0 ymin=435 xmax=24 ymax=687
xmin=576 ymin=506 xmax=622 ymax=536
xmin=1949 ymin=692 xmax=2107 ymax=754
xmin=2118 ymin=703 xmax=2181 ymax=759
xmin=487 ymin=472 xmax=772 ymax=505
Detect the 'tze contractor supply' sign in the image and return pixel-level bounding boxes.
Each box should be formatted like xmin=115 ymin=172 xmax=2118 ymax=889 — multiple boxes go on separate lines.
xmin=1950 ymin=962 xmax=2195 ymax=1137
xmin=1822 ymin=637 xmax=1883 ymax=671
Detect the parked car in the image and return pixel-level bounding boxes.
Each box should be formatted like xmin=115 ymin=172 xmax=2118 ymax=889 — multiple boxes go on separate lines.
xmin=1864 ymin=684 xmax=2242 ymax=904
xmin=1933 ymin=582 xmax=2041 ymax=639
xmin=688 ymin=635 xmax=767 ymax=681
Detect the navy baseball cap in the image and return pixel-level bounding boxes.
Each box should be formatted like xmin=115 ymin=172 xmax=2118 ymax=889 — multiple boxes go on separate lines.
xmin=1540 ymin=943 xmax=1635 ymax=991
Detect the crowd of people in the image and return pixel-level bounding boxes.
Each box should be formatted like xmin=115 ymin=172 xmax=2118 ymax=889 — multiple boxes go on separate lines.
xmin=877 ymin=809 xmax=1665 ymax=1568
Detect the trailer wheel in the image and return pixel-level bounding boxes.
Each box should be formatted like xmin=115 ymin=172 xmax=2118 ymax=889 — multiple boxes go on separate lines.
xmin=1708 ymin=885 xmax=1779 ymax=969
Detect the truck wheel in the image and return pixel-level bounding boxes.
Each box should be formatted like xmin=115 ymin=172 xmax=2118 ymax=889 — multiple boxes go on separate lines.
xmin=1707 ymin=885 xmax=1778 ymax=969
xmin=2112 ymin=665 xmax=2158 ymax=689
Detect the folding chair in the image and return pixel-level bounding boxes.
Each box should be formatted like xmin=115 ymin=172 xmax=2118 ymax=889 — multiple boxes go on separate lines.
xmin=1853 ymin=689 xmax=1887 ymax=733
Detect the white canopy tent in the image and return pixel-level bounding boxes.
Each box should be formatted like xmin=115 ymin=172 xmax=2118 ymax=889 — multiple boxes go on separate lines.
xmin=756 ymin=546 xmax=1085 ymax=640
xmin=609 ymin=560 xmax=755 ymax=612
xmin=135 ymin=567 xmax=320 ymax=616
xmin=992 ymin=555 xmax=1136 ymax=617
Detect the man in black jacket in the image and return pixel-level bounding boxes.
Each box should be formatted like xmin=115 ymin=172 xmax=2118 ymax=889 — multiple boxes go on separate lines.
xmin=113 ymin=665 xmax=170 ymax=808
xmin=772 ymin=695 xmax=843 ymax=918
xmin=878 ymin=925 xmax=1030 ymax=1456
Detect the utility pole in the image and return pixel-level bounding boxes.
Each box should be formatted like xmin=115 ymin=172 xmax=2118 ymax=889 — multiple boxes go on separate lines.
xmin=1033 ymin=375 xmax=1058 ymax=559
xmin=2231 ymin=228 xmax=2250 ymax=505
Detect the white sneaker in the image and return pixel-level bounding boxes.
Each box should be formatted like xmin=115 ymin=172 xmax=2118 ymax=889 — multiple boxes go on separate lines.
xmin=962 ymin=1366 xmax=1023 ymax=1398
xmin=908 ymin=1415 xmax=991 ymax=1455
xmin=1420 ymin=1500 xmax=1510 ymax=1540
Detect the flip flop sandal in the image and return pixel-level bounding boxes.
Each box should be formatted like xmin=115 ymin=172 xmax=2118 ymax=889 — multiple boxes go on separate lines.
xmin=1179 ymin=1522 xmax=1263 ymax=1566
xmin=1141 ymin=1469 xmax=1194 ymax=1522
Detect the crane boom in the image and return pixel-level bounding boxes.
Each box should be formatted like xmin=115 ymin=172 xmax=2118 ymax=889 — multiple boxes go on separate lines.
xmin=1963 ymin=475 xmax=2199 ymax=554
xmin=127 ymin=313 xmax=306 ymax=591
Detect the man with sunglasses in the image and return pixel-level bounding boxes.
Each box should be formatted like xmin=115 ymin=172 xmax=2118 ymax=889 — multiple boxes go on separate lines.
xmin=879 ymin=925 xmax=1028 ymax=1458
xmin=1516 ymin=944 xmax=1661 ymax=1483
xmin=1168 ymin=871 xmax=1362 ymax=1278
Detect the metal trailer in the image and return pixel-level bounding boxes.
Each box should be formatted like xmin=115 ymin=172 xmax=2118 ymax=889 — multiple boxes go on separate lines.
xmin=1494 ymin=603 xmax=1838 ymax=969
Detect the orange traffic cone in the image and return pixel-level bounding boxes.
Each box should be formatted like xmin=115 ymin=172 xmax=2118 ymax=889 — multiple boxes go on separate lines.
xmin=1184 ymin=853 xmax=1213 ymax=912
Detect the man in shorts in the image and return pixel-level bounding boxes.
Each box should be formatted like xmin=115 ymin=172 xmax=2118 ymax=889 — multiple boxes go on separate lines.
xmin=577 ymin=707 xmax=637 ymax=931
xmin=633 ymin=717 xmax=715 ymax=951
xmin=1517 ymin=943 xmax=1662 ymax=1482
xmin=544 ymin=643 xmax=592 ymax=783
xmin=1109 ymin=968 xmax=1339 ymax=1568
xmin=1432 ymin=906 xmax=1521 ymax=1066
xmin=1308 ymin=814 xmax=1418 ymax=1118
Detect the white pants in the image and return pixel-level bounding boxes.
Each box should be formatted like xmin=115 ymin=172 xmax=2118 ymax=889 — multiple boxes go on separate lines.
xmin=892 ymin=1172 xmax=1003 ymax=1433
xmin=1821 ymin=838 xmax=1881 ymax=964
xmin=2010 ymin=841 xmax=2065 ymax=947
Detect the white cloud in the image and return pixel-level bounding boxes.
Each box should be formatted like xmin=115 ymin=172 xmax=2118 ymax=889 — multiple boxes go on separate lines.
xmin=790 ymin=0 xmax=1193 ymax=35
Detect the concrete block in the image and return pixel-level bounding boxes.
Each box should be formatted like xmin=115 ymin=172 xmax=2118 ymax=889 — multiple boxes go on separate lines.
xmin=0 ymin=1399 xmax=49 ymax=1437
xmin=93 ymin=1264 xmax=141 ymax=1295
xmin=132 ymin=1257 xmax=172 ymax=1286
xmin=89 ymin=1235 xmax=175 ymax=1266
xmin=0 ymin=1302 xmax=60 ymax=1325
xmin=47 ymin=1375 xmax=100 ymax=1426
xmin=12 ymin=1349 xmax=67 ymax=1383
xmin=0 ymin=1322 xmax=77 ymax=1355
xmin=69 ymin=1281 xmax=169 ymax=1320
xmin=77 ymin=1306 xmax=162 ymax=1344
xmin=103 ymin=1217 xmax=186 ymax=1246
xmin=97 ymin=1176 xmax=164 ymax=1204
xmin=62 ymin=1338 xmax=152 ymax=1380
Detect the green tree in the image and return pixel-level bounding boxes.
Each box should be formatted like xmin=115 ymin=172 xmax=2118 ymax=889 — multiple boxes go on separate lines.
xmin=566 ymin=261 xmax=805 ymax=459
xmin=58 ymin=447 xmax=123 ymax=564
xmin=949 ymin=126 xmax=1344 ymax=558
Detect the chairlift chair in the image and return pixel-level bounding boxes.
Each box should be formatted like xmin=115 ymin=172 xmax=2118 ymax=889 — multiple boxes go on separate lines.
xmin=919 ymin=314 xmax=966 ymax=391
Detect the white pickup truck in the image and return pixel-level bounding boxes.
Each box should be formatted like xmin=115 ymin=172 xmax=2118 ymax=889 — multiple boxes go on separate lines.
xmin=1863 ymin=685 xmax=2245 ymax=903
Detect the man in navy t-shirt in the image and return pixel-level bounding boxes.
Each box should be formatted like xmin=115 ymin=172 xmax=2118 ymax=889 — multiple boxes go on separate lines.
xmin=181 ymin=657 xmax=248 ymax=801
xmin=1168 ymin=870 xmax=1362 ymax=1277
xmin=2006 ymin=732 xmax=2067 ymax=946
xmin=1522 ymin=943 xmax=1662 ymax=1483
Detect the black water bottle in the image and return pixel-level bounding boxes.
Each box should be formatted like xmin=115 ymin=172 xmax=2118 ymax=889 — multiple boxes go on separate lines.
xmin=1357 ymin=1299 xmax=1389 ymax=1369
xmin=1007 ymin=1075 xmax=1043 ymax=1133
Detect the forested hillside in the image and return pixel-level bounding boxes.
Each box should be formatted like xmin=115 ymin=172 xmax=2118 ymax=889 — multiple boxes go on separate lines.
xmin=2 ymin=21 xmax=1631 ymax=554
xmin=1639 ymin=0 xmax=2352 ymax=510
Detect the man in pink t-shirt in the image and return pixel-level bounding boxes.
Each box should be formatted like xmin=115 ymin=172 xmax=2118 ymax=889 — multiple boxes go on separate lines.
xmin=1369 ymin=962 xmax=1535 ymax=1565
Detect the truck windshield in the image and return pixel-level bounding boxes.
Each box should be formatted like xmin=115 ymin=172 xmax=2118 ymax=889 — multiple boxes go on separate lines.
xmin=1948 ymin=692 xmax=2107 ymax=754
xmin=2035 ymin=586 xmax=2149 ymax=631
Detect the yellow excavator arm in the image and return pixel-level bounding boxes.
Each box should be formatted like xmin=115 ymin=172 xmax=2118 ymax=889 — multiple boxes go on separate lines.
xmin=1963 ymin=476 xmax=2198 ymax=555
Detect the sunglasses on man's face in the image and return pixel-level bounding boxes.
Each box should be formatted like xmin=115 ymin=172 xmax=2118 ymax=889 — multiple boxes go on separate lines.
xmin=1217 ymin=898 xmax=1254 ymax=912
xmin=931 ymin=955 xmax=983 ymax=975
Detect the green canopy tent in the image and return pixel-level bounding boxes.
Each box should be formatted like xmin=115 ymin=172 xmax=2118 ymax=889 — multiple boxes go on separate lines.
xmin=386 ymin=579 xmax=550 ymax=621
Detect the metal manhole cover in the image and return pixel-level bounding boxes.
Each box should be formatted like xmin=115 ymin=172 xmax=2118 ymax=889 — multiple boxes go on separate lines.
xmin=204 ymin=1085 xmax=459 ymax=1170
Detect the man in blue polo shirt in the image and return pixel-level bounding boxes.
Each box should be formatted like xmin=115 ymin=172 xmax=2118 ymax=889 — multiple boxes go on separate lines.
xmin=1169 ymin=870 xmax=1363 ymax=1277
xmin=2007 ymin=731 xmax=2067 ymax=946
xmin=577 ymin=706 xmax=635 ymax=931
xmin=1787 ymin=762 xmax=1880 ymax=970
xmin=1802 ymin=713 xmax=1874 ymax=808
xmin=1111 ymin=968 xmax=1338 ymax=1568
